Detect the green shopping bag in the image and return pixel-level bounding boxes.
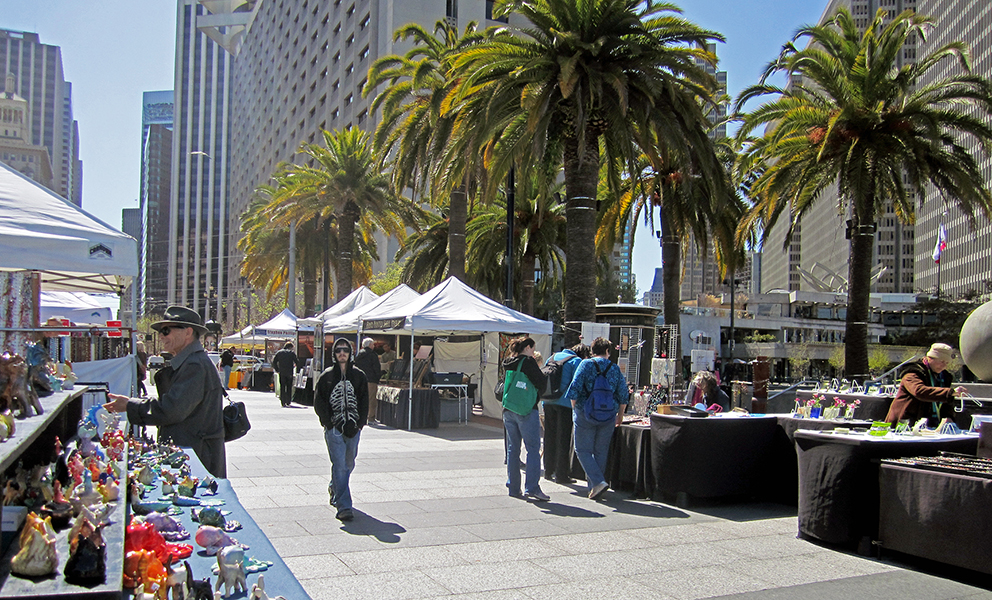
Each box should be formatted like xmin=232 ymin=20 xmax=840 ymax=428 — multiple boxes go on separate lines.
xmin=501 ymin=361 xmax=537 ymax=416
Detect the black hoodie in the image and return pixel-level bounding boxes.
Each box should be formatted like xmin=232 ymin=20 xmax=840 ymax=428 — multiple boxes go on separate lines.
xmin=314 ymin=339 xmax=369 ymax=437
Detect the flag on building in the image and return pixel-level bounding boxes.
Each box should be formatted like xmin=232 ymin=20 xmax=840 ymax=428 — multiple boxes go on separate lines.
xmin=932 ymin=222 xmax=948 ymax=264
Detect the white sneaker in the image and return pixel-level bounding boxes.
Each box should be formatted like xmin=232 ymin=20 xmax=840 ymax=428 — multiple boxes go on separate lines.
xmin=589 ymin=482 xmax=609 ymax=500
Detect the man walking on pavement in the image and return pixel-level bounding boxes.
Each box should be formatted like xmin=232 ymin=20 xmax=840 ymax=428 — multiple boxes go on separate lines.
xmin=314 ymin=338 xmax=369 ymax=521
xmin=271 ymin=342 xmax=298 ymax=407
xmin=353 ymin=337 xmax=381 ymax=424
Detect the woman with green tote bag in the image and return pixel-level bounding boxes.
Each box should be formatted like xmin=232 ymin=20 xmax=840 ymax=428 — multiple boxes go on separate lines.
xmin=500 ymin=336 xmax=549 ymax=501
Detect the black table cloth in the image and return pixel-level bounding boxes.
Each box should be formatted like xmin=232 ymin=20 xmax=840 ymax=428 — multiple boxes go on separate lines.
xmin=794 ymin=430 xmax=978 ymax=549
xmin=650 ymin=414 xmax=780 ymax=503
xmin=570 ymin=423 xmax=654 ymax=498
xmin=377 ymin=386 xmax=440 ymax=430
xmin=878 ymin=463 xmax=992 ymax=576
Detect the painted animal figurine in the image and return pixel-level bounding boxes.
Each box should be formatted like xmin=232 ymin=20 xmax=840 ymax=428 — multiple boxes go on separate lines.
xmin=123 ymin=549 xmax=167 ymax=590
xmin=249 ymin=574 xmax=288 ymax=600
xmin=0 ymin=351 xmax=43 ymax=418
xmin=185 ymin=560 xmax=214 ymax=600
xmin=25 ymin=341 xmax=54 ymax=397
xmin=141 ymin=512 xmax=190 ymax=541
xmin=214 ymin=545 xmax=247 ymax=597
xmin=11 ymin=512 xmax=58 ymax=576
xmin=163 ymin=558 xmax=188 ymax=600
xmin=64 ymin=519 xmax=106 ymax=583
xmin=194 ymin=525 xmax=245 ymax=556
xmin=132 ymin=584 xmax=159 ymax=600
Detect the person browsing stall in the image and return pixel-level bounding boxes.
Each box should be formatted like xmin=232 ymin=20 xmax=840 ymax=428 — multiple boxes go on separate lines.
xmin=564 ymin=337 xmax=629 ymax=500
xmin=104 ymin=306 xmax=227 ymax=477
xmin=501 ymin=336 xmax=550 ymax=502
xmin=542 ymin=343 xmax=590 ymax=485
xmin=314 ymin=338 xmax=369 ymax=522
xmin=886 ymin=342 xmax=967 ymax=426
xmin=353 ymin=338 xmax=382 ymax=424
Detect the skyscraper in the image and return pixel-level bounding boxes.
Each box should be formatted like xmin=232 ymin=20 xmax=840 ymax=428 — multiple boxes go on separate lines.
xmin=140 ymin=91 xmax=174 ymax=317
xmin=1 ymin=72 xmax=54 ymax=189
xmin=0 ymin=29 xmax=81 ymax=204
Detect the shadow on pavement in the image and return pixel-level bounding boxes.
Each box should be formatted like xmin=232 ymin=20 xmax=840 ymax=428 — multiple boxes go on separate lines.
xmin=340 ymin=511 xmax=406 ymax=543
xmin=687 ymin=501 xmax=798 ymax=522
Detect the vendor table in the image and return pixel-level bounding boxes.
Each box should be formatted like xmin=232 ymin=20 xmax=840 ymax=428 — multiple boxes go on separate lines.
xmin=430 ymin=384 xmax=469 ymax=424
xmin=377 ymin=386 xmax=440 ymax=430
xmin=571 ymin=422 xmax=654 ymax=498
xmin=794 ymin=390 xmax=892 ymax=421
xmin=650 ymin=413 xmax=780 ymax=505
xmin=794 ymin=430 xmax=978 ymax=550
xmin=767 ymin=416 xmax=873 ymax=504
xmin=878 ymin=462 xmax=992 ymax=576
xmin=161 ymin=449 xmax=313 ymax=600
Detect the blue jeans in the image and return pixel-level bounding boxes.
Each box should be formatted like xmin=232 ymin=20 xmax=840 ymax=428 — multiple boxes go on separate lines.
xmin=503 ymin=408 xmax=542 ymax=496
xmin=573 ymin=408 xmax=616 ymax=492
xmin=222 ymin=365 xmax=232 ymax=389
xmin=324 ymin=427 xmax=361 ymax=511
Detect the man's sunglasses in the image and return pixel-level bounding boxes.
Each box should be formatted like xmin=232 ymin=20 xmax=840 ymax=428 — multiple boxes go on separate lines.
xmin=160 ymin=325 xmax=187 ymax=336
xmin=334 ymin=348 xmax=350 ymax=354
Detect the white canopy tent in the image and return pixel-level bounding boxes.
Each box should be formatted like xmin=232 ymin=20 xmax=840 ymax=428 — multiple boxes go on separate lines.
xmin=0 ymin=162 xmax=137 ymax=294
xmin=323 ymin=284 xmax=421 ymax=334
xmin=40 ymin=291 xmax=116 ymax=323
xmin=313 ymin=286 xmax=379 ymax=321
xmin=361 ymin=277 xmax=553 ymax=425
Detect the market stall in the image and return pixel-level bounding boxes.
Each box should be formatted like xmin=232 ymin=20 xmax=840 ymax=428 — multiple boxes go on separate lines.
xmin=361 ymin=277 xmax=553 ymax=428
xmin=794 ymin=429 xmax=979 ymax=551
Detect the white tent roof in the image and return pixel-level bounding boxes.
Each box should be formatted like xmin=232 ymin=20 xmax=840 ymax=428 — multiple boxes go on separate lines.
xmin=314 ymin=286 xmax=379 ymax=320
xmin=361 ymin=277 xmax=553 ymax=335
xmin=253 ymin=308 xmax=311 ymax=336
xmin=324 ymin=284 xmax=421 ymax=333
xmin=40 ymin=291 xmax=115 ymax=323
xmin=0 ymin=162 xmax=137 ymax=293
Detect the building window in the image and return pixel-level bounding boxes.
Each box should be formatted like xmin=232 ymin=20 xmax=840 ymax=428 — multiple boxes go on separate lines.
xmin=360 ymin=13 xmax=370 ymax=30
xmin=359 ymin=45 xmax=369 ymax=61
xmin=485 ymin=0 xmax=508 ymax=22
xmin=345 ymin=94 xmax=352 ymax=105
xmin=446 ymin=0 xmax=458 ymax=19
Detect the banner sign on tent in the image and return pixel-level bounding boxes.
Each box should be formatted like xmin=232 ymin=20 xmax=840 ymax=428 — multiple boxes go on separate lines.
xmin=363 ymin=317 xmax=405 ymax=331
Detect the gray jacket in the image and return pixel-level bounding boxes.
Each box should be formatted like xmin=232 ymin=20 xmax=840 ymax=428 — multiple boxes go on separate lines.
xmin=126 ymin=340 xmax=227 ymax=477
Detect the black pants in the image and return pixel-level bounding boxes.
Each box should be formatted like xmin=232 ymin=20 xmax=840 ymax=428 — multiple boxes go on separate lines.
xmin=543 ymin=403 xmax=574 ymax=481
xmin=278 ymin=372 xmax=294 ymax=406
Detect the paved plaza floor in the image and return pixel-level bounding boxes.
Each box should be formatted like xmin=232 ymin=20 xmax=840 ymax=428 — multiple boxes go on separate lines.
xmin=223 ymin=389 xmax=992 ymax=600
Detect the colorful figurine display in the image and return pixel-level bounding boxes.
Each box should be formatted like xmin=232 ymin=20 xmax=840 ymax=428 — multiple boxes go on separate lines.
xmin=215 ymin=545 xmax=248 ymax=597
xmin=10 ymin=512 xmax=58 ymax=576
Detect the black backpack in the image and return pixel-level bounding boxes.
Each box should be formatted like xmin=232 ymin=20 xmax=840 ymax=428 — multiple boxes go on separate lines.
xmin=540 ymin=356 xmax=568 ymax=399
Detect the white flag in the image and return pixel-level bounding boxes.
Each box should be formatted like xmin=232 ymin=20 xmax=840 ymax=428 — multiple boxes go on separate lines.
xmin=932 ymin=222 xmax=948 ymax=264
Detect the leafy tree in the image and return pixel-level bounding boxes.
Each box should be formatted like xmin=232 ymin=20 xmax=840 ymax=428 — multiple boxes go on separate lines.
xmin=868 ymin=345 xmax=891 ymax=378
xmin=368 ymin=259 xmax=407 ymax=296
xmin=445 ymin=0 xmax=726 ymax=344
xmin=828 ymin=344 xmax=845 ymax=376
xmin=734 ymin=8 xmax=992 ymax=381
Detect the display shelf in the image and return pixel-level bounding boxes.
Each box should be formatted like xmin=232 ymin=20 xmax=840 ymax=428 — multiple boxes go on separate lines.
xmin=0 ymin=454 xmax=127 ymax=599
xmin=0 ymin=389 xmax=85 ymax=474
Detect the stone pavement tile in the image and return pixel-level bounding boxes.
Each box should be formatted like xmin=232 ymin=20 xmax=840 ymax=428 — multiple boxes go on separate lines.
xmin=729 ymin=554 xmax=844 ymax=588
xmin=458 ymin=518 xmax=572 ymax=542
xmin=256 ymin=519 xmax=309 ymax=539
xmin=270 ymin=532 xmax=383 ymax=556
xmin=537 ymin=548 xmax=668 ymax=581
xmin=445 ymin=538 xmax=563 ymax=564
xmin=384 ymin=506 xmax=509 ymax=529
xmin=518 ymin=575 xmax=671 ymax=600
xmin=245 ymin=474 xmax=329 ymax=486
xmin=351 ymin=487 xmax=442 ymax=503
xmin=237 ymin=495 xmax=280 ymax=510
xmin=814 ymin=549 xmax=900 ymax=576
xmin=359 ymin=500 xmax=427 ymax=516
xmin=632 ymin=565 xmax=771 ymax=600
xmin=271 ymin=493 xmax=334 ymax=508
xmin=305 ymin=569 xmax=453 ymax=600
xmin=335 ymin=545 xmax=473 ymax=574
xmin=541 ymin=530 xmax=662 ymax=554
xmin=372 ymin=525 xmax=487 ymax=549
xmin=643 ymin=541 xmax=742 ymax=571
xmin=710 ymin=534 xmax=829 ymax=561
xmin=424 ymin=561 xmax=564 ymax=595
xmin=696 ymin=516 xmax=800 ymax=538
xmin=282 ymin=553 xmax=356 ymax=580
xmin=706 ymin=570 xmax=990 ymax=600
xmin=227 ymin=483 xmax=302 ymax=498
xmin=446 ymin=590 xmax=532 ymax=600
xmin=627 ymin=522 xmax=739 ymax=546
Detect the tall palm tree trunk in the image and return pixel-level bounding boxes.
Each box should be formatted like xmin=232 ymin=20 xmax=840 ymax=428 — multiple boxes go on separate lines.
xmin=845 ymin=206 xmax=874 ymax=382
xmin=521 ymin=250 xmax=537 ymax=316
xmin=302 ymin=261 xmax=317 ymax=317
xmin=336 ymin=206 xmax=359 ymax=305
xmin=562 ymin=133 xmax=600 ymax=346
xmin=660 ymin=209 xmax=682 ymax=363
xmin=448 ymin=185 xmax=467 ymax=281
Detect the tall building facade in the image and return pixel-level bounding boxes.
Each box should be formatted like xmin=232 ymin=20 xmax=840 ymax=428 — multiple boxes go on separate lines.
xmin=914 ymin=0 xmax=992 ymax=298
xmin=227 ymin=0 xmax=517 ymax=312
xmin=140 ymin=91 xmax=174 ymax=317
xmin=760 ymin=0 xmax=918 ymax=295
xmin=169 ymin=1 xmax=259 ymax=321
xmin=121 ymin=208 xmax=142 ymax=324
xmin=0 ymin=29 xmax=81 ymax=204
xmin=1 ymin=72 xmax=54 ymax=188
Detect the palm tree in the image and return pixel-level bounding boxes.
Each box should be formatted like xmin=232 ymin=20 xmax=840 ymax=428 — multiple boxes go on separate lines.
xmin=270 ymin=128 xmax=411 ymax=304
xmin=734 ymin=8 xmax=992 ymax=380
xmin=396 ymin=208 xmax=451 ymax=291
xmin=365 ymin=20 xmax=487 ymax=282
xmin=445 ymin=0 xmax=726 ymax=344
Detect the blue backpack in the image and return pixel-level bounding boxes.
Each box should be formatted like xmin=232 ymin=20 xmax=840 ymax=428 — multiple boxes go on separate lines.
xmin=584 ymin=361 xmax=616 ymax=422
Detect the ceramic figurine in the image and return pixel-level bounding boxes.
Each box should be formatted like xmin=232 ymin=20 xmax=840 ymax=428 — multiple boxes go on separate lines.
xmin=0 ymin=351 xmax=43 ymax=418
xmin=141 ymin=512 xmax=190 ymax=541
xmin=131 ymin=584 xmax=159 ymax=600
xmin=78 ymin=501 xmax=114 ymax=529
xmin=70 ymin=471 xmax=103 ymax=515
xmin=214 ymin=545 xmax=247 ymax=597
xmin=185 ymin=560 xmax=214 ymax=600
xmin=177 ymin=476 xmax=198 ymax=497
xmin=123 ymin=549 xmax=167 ymax=590
xmin=249 ymin=573 xmax=288 ymax=600
xmin=194 ymin=506 xmax=225 ymax=527
xmin=25 ymin=341 xmax=54 ymax=398
xmin=163 ymin=558 xmax=187 ymax=600
xmin=40 ymin=481 xmax=74 ymax=529
xmin=98 ymin=477 xmax=120 ymax=502
xmin=10 ymin=512 xmax=58 ymax=576
xmin=0 ymin=410 xmax=10 ymax=440
xmin=64 ymin=519 xmax=106 ymax=583
xmin=194 ymin=525 xmax=245 ymax=556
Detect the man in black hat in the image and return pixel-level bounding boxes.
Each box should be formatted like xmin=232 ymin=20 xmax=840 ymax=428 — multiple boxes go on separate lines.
xmin=104 ymin=306 xmax=227 ymax=477
xmin=314 ymin=338 xmax=369 ymax=521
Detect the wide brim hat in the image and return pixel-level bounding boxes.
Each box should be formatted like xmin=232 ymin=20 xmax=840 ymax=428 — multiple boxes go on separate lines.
xmin=151 ymin=306 xmax=209 ymax=335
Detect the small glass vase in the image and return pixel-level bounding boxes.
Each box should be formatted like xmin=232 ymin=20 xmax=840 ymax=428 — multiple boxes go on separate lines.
xmin=810 ymin=406 xmax=822 ymax=419
xmin=823 ymin=406 xmax=840 ymax=420
xmin=845 ymin=406 xmax=856 ymax=419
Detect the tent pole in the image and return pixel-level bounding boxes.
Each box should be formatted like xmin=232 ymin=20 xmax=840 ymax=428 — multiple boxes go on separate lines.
xmin=131 ymin=288 xmax=138 ymax=396
xmin=408 ymin=325 xmax=414 ymax=430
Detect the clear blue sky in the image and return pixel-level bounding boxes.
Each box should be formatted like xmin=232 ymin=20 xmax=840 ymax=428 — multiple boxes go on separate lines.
xmin=3 ymin=0 xmax=826 ymax=298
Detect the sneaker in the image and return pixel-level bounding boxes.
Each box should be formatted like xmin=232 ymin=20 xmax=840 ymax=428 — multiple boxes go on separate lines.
xmin=336 ymin=508 xmax=354 ymax=521
xmin=589 ymin=482 xmax=609 ymax=500
xmin=555 ymin=476 xmax=576 ymax=485
xmin=525 ymin=490 xmax=551 ymax=502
